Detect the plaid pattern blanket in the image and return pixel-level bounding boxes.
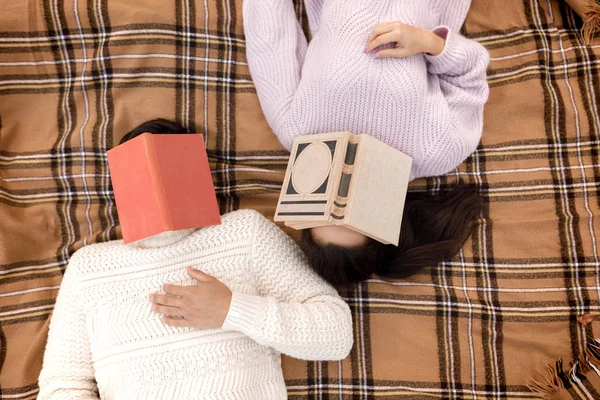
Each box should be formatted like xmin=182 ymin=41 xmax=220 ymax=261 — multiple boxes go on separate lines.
xmin=0 ymin=1 xmax=599 ymax=399
xmin=564 ymin=0 xmax=600 ymax=44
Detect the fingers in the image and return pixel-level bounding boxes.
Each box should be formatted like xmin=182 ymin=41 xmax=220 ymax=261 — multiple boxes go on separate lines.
xmin=187 ymin=266 xmax=214 ymax=283
xmin=151 ymin=293 xmax=184 ymax=317
xmin=152 ymin=304 xmax=184 ymax=317
xmin=151 ymin=293 xmax=182 ymax=307
xmin=161 ymin=267 xmax=212 ymax=295
xmin=367 ymin=22 xmax=395 ymax=45
xmin=366 ymin=32 xmax=398 ymax=53
xmin=162 ymin=316 xmax=190 ymax=327
xmin=163 ymin=283 xmax=187 ymax=296
xmin=375 ymin=48 xmax=413 ymax=59
xmin=578 ymin=314 xmax=599 ymax=326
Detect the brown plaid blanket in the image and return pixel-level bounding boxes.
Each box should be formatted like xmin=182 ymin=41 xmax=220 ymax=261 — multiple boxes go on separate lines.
xmin=564 ymin=0 xmax=600 ymax=44
xmin=1 ymin=0 xmax=600 ymax=399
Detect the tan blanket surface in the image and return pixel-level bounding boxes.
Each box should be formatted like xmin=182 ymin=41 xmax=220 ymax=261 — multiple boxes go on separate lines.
xmin=1 ymin=1 xmax=600 ymax=399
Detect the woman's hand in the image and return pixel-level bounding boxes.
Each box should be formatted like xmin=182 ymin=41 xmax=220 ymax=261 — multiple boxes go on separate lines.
xmin=150 ymin=267 xmax=232 ymax=329
xmin=366 ymin=22 xmax=445 ymax=58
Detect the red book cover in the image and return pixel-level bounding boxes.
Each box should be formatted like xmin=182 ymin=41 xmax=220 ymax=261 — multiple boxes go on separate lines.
xmin=107 ymin=133 xmax=221 ymax=244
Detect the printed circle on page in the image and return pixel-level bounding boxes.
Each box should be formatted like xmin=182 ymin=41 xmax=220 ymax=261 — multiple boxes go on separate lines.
xmin=291 ymin=141 xmax=332 ymax=195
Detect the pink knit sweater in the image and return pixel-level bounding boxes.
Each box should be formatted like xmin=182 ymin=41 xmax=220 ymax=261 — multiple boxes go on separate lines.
xmin=243 ymin=0 xmax=490 ymax=180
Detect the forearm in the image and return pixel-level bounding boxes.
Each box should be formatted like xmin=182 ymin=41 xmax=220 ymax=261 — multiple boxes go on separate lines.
xmin=222 ymin=292 xmax=353 ymax=361
xmin=415 ymin=34 xmax=488 ymax=179
xmin=415 ymin=116 xmax=482 ymax=179
xmin=425 ymin=28 xmax=489 ymax=77
xmin=424 ymin=29 xmax=489 ymax=140
xmin=421 ymin=29 xmax=446 ymax=56
xmin=414 ymin=98 xmax=484 ymax=179
xmin=240 ymin=212 xmax=354 ymax=360
xmin=243 ymin=0 xmax=307 ymax=144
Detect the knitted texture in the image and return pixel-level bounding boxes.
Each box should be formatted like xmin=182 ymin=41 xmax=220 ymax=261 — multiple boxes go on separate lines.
xmin=38 ymin=210 xmax=353 ymax=400
xmin=243 ymin=0 xmax=490 ymax=180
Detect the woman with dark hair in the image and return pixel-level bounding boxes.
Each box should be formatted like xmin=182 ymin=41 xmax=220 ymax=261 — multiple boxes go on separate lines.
xmin=302 ymin=185 xmax=483 ymax=286
xmin=243 ymin=0 xmax=489 ymax=285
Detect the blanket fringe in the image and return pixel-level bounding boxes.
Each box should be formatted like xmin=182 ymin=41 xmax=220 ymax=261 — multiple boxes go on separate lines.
xmin=527 ymin=338 xmax=600 ymax=398
xmin=581 ymin=0 xmax=600 ymax=45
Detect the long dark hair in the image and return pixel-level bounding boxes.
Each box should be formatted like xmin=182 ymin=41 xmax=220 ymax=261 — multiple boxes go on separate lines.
xmin=119 ymin=118 xmax=191 ymax=144
xmin=302 ymin=183 xmax=484 ymax=286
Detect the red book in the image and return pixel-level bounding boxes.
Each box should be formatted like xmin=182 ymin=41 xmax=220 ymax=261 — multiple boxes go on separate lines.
xmin=107 ymin=133 xmax=221 ymax=244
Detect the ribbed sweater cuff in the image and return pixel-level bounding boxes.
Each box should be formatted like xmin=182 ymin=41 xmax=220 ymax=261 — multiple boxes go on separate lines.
xmin=222 ymin=292 xmax=264 ymax=334
xmin=425 ymin=26 xmax=468 ymax=73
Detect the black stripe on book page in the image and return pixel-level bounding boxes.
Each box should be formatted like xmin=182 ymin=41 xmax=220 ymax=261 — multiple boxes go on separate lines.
xmin=330 ymin=213 xmax=345 ymax=220
xmin=277 ymin=212 xmax=326 ymax=216
xmin=280 ymin=200 xmax=328 ymax=204
xmin=333 ymin=201 xmax=347 ymax=208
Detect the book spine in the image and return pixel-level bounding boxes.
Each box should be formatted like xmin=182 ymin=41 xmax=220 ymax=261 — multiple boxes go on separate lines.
xmin=145 ymin=135 xmax=175 ymax=230
xmin=330 ymin=141 xmax=358 ymax=221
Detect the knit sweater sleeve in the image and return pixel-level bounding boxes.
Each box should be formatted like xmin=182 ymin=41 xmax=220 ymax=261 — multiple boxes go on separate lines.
xmin=221 ymin=212 xmax=353 ymax=361
xmin=304 ymin=0 xmax=324 ymax=36
xmin=243 ymin=0 xmax=307 ymax=150
xmin=38 ymin=254 xmax=99 ymax=400
xmin=431 ymin=0 xmax=472 ymax=32
xmin=413 ymin=23 xmax=490 ymax=179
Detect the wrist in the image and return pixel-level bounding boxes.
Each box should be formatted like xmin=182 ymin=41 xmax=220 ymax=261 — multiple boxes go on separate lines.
xmin=425 ymin=30 xmax=445 ymax=56
xmin=219 ymin=288 xmax=233 ymax=327
xmin=222 ymin=292 xmax=263 ymax=332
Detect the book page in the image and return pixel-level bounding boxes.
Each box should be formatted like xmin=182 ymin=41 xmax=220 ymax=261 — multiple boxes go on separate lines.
xmin=345 ymin=135 xmax=412 ymax=246
xmin=274 ymin=132 xmax=349 ymax=223
xmin=285 ymin=221 xmax=329 ymax=230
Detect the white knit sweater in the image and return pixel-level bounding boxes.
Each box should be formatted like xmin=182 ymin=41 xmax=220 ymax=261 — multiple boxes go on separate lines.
xmin=243 ymin=0 xmax=490 ymax=179
xmin=38 ymin=210 xmax=353 ymax=400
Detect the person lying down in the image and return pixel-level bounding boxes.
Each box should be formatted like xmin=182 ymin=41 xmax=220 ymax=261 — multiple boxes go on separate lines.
xmin=244 ymin=0 xmax=490 ymax=286
xmin=37 ymin=120 xmax=353 ymax=400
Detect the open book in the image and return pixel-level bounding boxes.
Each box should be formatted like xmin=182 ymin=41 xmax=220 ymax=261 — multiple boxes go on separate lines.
xmin=274 ymin=132 xmax=412 ymax=245
xmin=107 ymin=133 xmax=221 ymax=244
